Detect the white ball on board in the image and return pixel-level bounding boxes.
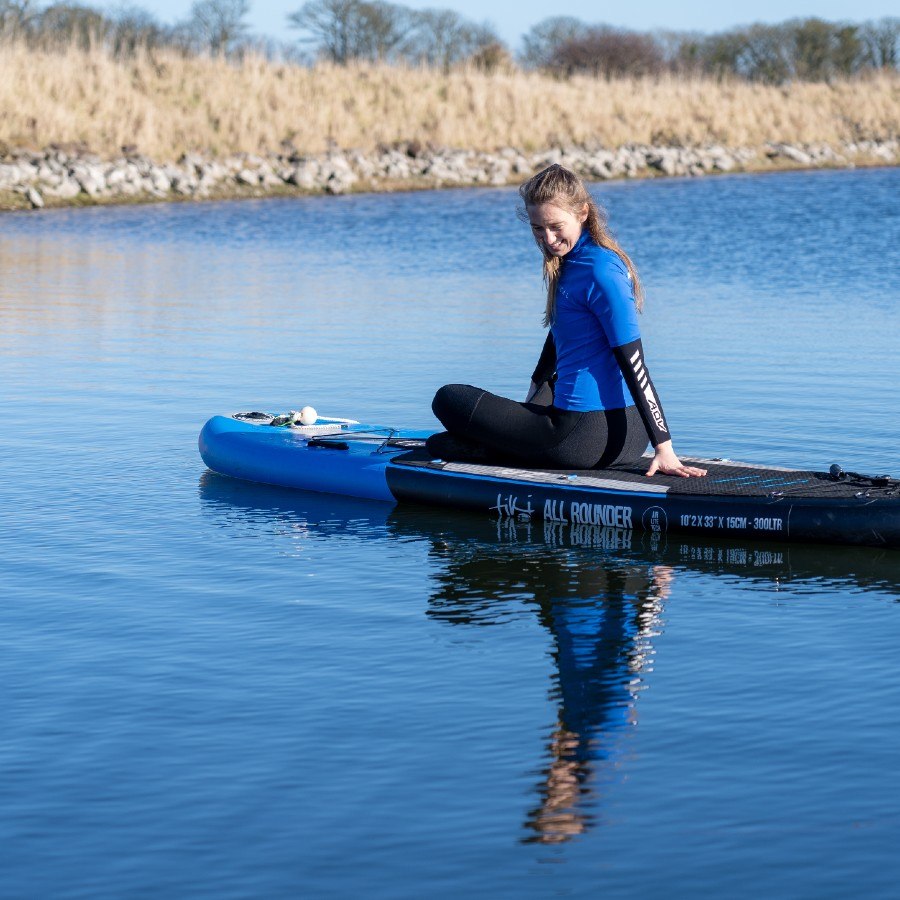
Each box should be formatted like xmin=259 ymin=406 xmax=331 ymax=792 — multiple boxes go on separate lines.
xmin=299 ymin=406 xmax=318 ymax=426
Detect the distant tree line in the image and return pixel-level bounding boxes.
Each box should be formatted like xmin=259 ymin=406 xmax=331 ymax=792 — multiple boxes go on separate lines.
xmin=0 ymin=0 xmax=256 ymax=56
xmin=521 ymin=15 xmax=899 ymax=81
xmin=1 ymin=0 xmax=897 ymax=81
xmin=0 ymin=0 xmax=504 ymax=64
xmin=287 ymin=0 xmax=503 ymax=69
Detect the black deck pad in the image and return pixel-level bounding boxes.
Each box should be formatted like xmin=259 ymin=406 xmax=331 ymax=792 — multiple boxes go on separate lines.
xmin=391 ymin=449 xmax=899 ymax=501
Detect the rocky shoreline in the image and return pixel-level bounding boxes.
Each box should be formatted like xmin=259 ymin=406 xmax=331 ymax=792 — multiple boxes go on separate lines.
xmin=1 ymin=140 xmax=897 ymax=210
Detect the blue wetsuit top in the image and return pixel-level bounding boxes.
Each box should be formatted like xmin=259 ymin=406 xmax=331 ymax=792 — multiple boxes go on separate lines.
xmin=551 ymin=229 xmax=641 ymax=412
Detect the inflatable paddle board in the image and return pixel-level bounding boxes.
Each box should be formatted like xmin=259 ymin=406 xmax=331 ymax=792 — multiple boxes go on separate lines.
xmin=198 ymin=412 xmax=900 ymax=549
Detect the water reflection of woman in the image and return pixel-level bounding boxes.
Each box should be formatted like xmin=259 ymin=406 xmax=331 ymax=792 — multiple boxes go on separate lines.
xmin=527 ymin=564 xmax=674 ymax=843
xmin=422 ymin=519 xmax=673 ymax=844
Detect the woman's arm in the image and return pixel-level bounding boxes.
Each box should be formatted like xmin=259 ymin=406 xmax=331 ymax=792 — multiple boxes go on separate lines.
xmin=587 ymin=253 xmax=705 ymax=478
xmin=611 ymin=338 xmax=706 ymax=478
xmin=527 ymin=332 xmax=557 ymax=402
xmin=611 ymin=338 xmax=670 ymax=445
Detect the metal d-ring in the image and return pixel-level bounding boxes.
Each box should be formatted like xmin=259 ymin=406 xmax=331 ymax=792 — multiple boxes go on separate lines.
xmin=375 ymin=428 xmax=399 ymax=454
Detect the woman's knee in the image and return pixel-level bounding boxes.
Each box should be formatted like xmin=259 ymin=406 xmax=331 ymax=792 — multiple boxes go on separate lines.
xmin=431 ymin=383 xmax=459 ymax=417
xmin=432 ymin=383 xmax=483 ymax=431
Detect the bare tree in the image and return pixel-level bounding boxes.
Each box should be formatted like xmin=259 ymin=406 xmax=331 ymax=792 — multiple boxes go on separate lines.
xmin=550 ymin=26 xmax=665 ymax=78
xmin=187 ymin=0 xmax=250 ymax=55
xmin=405 ymin=8 xmax=500 ymax=70
xmin=519 ymin=16 xmax=586 ymax=69
xmin=32 ymin=4 xmax=112 ymax=50
xmin=0 ymin=0 xmax=38 ymax=41
xmin=289 ymin=0 xmax=414 ymax=63
xmin=860 ymin=17 xmax=899 ymax=69
xmin=785 ymin=18 xmax=865 ymax=80
xmin=652 ymin=30 xmax=696 ymax=73
xmin=832 ymin=24 xmax=864 ymax=75
xmin=289 ymin=0 xmax=354 ymax=62
xmin=106 ymin=6 xmax=170 ymax=57
xmin=729 ymin=23 xmax=793 ymax=82
xmin=468 ymin=39 xmax=511 ymax=72
xmin=790 ymin=18 xmax=833 ymax=79
xmin=360 ymin=0 xmax=413 ymax=60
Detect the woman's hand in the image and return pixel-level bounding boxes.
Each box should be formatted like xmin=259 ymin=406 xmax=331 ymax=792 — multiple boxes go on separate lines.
xmin=645 ymin=441 xmax=707 ymax=478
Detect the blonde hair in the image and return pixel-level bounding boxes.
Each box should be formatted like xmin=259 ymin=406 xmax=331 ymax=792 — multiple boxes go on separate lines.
xmin=518 ymin=164 xmax=644 ymax=327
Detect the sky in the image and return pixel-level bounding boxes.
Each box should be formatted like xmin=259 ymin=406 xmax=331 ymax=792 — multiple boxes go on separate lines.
xmin=134 ymin=1 xmax=898 ymax=49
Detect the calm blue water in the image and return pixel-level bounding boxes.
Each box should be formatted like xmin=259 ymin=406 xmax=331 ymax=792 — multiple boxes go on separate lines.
xmin=2 ymin=169 xmax=899 ymax=898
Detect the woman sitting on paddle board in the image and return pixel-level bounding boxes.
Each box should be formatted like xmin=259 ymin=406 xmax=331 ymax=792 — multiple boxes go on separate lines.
xmin=428 ymin=163 xmax=706 ymax=478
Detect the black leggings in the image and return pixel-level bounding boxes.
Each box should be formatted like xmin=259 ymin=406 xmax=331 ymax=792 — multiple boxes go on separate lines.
xmin=427 ymin=383 xmax=649 ymax=469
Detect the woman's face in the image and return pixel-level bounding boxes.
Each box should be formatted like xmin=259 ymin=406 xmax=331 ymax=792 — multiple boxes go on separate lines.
xmin=527 ymin=202 xmax=588 ymax=257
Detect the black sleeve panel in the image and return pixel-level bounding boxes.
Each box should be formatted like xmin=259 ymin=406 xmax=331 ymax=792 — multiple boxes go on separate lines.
xmin=612 ymin=338 xmax=672 ymax=447
xmin=531 ymin=331 xmax=557 ymax=387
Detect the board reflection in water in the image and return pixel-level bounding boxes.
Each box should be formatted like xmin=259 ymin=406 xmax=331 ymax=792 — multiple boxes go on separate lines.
xmin=198 ymin=473 xmax=900 ymax=849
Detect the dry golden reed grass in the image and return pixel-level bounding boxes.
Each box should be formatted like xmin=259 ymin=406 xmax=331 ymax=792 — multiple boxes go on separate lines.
xmin=1 ymin=42 xmax=898 ymax=159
